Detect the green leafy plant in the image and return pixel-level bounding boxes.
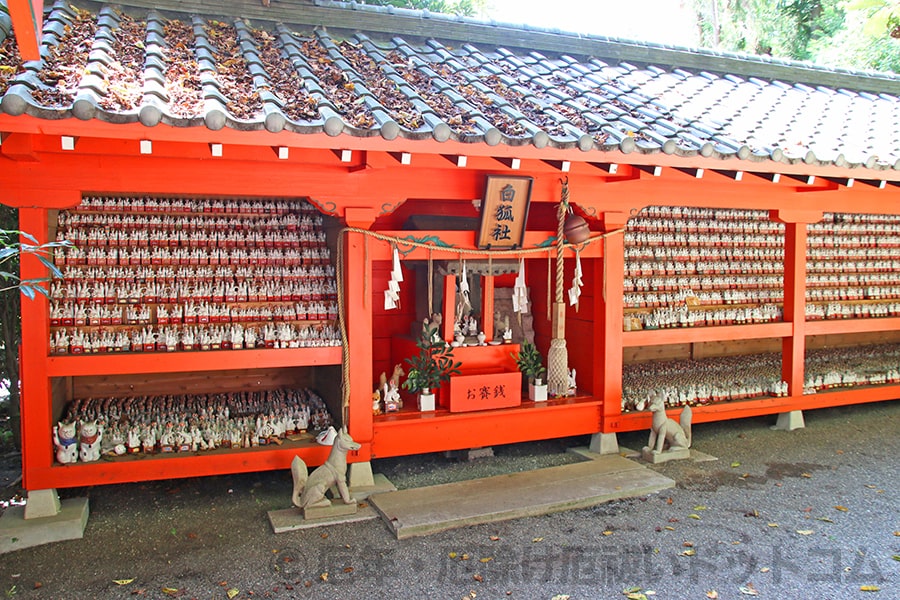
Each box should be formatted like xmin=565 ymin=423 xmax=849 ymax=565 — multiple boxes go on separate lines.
xmin=402 ymin=324 xmax=461 ymax=394
xmin=513 ymin=340 xmax=545 ymax=383
xmin=0 ymin=229 xmax=71 ymax=299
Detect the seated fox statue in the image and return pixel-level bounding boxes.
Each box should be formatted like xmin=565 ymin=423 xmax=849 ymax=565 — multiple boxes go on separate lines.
xmin=291 ymin=426 xmax=361 ymax=510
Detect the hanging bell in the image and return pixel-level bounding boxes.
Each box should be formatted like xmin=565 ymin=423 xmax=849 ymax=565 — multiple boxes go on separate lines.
xmin=564 ymin=211 xmax=591 ymax=243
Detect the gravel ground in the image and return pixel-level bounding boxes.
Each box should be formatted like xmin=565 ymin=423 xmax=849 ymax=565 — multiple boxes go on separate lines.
xmin=1 ymin=401 xmax=898 ymax=599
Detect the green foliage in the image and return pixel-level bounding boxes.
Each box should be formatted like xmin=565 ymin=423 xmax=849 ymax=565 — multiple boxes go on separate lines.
xmin=356 ymin=0 xmax=482 ymax=17
xmin=402 ymin=324 xmax=461 ymax=393
xmin=690 ymin=0 xmax=900 ymax=73
xmin=513 ymin=340 xmax=545 ymax=382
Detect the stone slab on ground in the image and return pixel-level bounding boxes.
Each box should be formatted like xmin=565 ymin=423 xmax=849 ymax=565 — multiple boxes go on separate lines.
xmin=268 ymin=504 xmax=378 ymax=533
xmin=642 ymin=447 xmax=691 ymax=464
xmin=267 ymin=474 xmax=394 ymax=533
xmin=368 ymin=454 xmax=674 ymax=539
xmin=0 ymin=497 xmax=89 ymax=554
xmin=613 ymin=446 xmax=718 ymax=463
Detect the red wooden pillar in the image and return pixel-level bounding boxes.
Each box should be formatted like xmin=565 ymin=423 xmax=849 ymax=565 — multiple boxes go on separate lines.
xmin=775 ymin=210 xmax=822 ymax=396
xmin=343 ymin=209 xmax=376 ymax=458
xmin=597 ymin=213 xmax=628 ymax=431
xmin=18 ymin=206 xmax=52 ymax=490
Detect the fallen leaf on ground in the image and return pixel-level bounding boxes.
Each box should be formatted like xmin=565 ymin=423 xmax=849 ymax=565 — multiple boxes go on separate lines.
xmin=731 ymin=462 xmax=741 ymax=468
xmin=666 ymin=497 xmax=673 ymax=505
xmin=161 ymin=589 xmax=183 ymax=597
xmin=664 ymin=526 xmax=675 ymax=531
xmin=343 ymin=567 xmax=354 ymax=573
xmin=532 ymin=537 xmax=544 ymax=543
xmin=683 ymin=541 xmax=694 ymax=547
xmin=767 ymin=523 xmax=779 ymax=527
xmin=680 ymin=549 xmax=696 ymax=556
xmin=113 ymin=579 xmax=135 ymax=585
xmin=448 ymin=552 xmax=458 ymax=558
xmin=895 ymin=531 xmax=900 ymax=537
xmin=739 ymin=583 xmax=759 ymax=596
xmin=693 ymin=505 xmax=707 ymax=511
xmin=688 ymin=514 xmax=701 ymax=520
xmin=461 ymin=554 xmax=471 ymax=561
xmin=796 ymin=529 xmax=815 ymax=535
xmin=551 ymin=596 xmax=570 ymax=600
xmin=602 ymin=530 xmax=614 ymax=536
xmin=817 ymin=517 xmax=834 ymax=523
xmin=760 ymin=567 xmax=770 ymax=573
xmin=490 ymin=536 xmax=500 ymax=541
xmin=226 ymin=589 xmax=239 ymax=599
xmin=893 ymin=555 xmax=900 ymax=562
xmin=801 ymin=472 xmax=812 ymax=478
xmin=479 ymin=557 xmax=493 ymax=563
xmin=473 ymin=574 xmax=483 ymax=582
xmin=744 ymin=509 xmax=759 ymax=518
xmin=706 ymin=592 xmax=718 ymax=599
xmin=834 ymin=505 xmax=849 ymax=512
xmin=319 ymin=573 xmax=328 ymax=582
xmin=860 ymin=585 xmax=881 ymax=592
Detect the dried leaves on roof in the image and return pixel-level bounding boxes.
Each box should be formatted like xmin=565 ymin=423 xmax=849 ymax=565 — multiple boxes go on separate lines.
xmin=387 ymin=50 xmax=477 ymax=134
xmin=163 ymin=19 xmax=203 ymax=118
xmin=250 ymin=28 xmax=318 ymax=122
xmin=97 ymin=12 xmax=144 ymax=111
xmin=205 ymin=20 xmax=261 ymax=120
xmin=299 ymin=38 xmax=374 ymax=128
xmin=337 ymin=40 xmax=423 ymax=130
xmin=33 ymin=7 xmax=96 ymax=106
xmin=0 ymin=33 xmax=23 ymax=96
xmin=433 ymin=60 xmax=526 ymax=136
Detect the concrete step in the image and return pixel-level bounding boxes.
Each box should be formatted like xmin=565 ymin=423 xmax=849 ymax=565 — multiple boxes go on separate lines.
xmin=369 ymin=454 xmax=674 ymax=539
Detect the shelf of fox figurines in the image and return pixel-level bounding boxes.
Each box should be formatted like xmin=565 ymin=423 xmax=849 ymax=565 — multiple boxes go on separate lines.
xmin=624 ymin=206 xmax=785 ymax=331
xmin=50 ymin=196 xmax=340 ymax=355
xmin=803 ymin=212 xmax=900 ymax=320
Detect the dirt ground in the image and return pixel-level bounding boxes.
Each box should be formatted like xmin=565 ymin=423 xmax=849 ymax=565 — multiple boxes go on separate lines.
xmin=1 ymin=401 xmax=898 ymax=599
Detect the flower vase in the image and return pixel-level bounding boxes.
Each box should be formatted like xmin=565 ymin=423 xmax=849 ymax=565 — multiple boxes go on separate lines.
xmin=418 ymin=388 xmax=436 ymax=412
xmin=529 ymin=378 xmax=548 ymax=402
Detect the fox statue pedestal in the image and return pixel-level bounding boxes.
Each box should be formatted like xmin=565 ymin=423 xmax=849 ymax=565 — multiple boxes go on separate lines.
xmin=641 ymin=393 xmax=693 ymax=465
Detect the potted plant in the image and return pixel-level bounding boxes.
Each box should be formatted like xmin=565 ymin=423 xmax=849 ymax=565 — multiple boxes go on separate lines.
xmin=402 ymin=324 xmax=461 ymax=411
xmin=513 ymin=341 xmax=547 ymax=401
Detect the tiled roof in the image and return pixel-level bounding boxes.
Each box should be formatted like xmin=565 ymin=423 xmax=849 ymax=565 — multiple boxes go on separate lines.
xmin=3 ymin=0 xmax=900 ymax=172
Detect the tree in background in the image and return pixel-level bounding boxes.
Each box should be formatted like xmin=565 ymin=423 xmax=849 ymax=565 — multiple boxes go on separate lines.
xmin=690 ymin=0 xmax=900 ymax=73
xmin=357 ymin=0 xmax=481 ymax=17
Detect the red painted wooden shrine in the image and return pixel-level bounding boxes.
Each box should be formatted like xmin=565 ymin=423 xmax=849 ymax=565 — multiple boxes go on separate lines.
xmin=2 ymin=4 xmax=900 ymax=495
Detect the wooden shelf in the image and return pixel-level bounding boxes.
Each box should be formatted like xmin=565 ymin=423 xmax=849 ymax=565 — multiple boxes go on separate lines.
xmin=804 ymin=316 xmax=900 ymax=335
xmin=47 ymin=346 xmax=342 ymax=376
xmin=604 ymin=384 xmax=900 ymax=432
xmin=27 ymin=440 xmax=336 ymax=489
xmin=622 ymin=322 xmax=792 ymax=347
xmin=372 ymin=395 xmax=603 ymax=459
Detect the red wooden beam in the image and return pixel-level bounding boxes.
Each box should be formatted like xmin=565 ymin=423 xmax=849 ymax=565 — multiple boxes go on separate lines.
xmin=7 ymin=0 xmax=43 ymax=62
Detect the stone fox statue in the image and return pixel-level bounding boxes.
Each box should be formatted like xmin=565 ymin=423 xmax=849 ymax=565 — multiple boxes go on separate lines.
xmin=291 ymin=427 xmax=361 ymax=509
xmin=644 ymin=392 xmax=692 ymax=455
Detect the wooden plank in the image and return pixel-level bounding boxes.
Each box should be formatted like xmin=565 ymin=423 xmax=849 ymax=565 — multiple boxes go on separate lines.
xmin=369 ymin=455 xmax=673 ymax=539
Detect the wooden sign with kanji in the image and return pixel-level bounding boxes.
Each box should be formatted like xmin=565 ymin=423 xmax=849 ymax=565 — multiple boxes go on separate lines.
xmin=476 ymin=176 xmax=533 ymax=249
